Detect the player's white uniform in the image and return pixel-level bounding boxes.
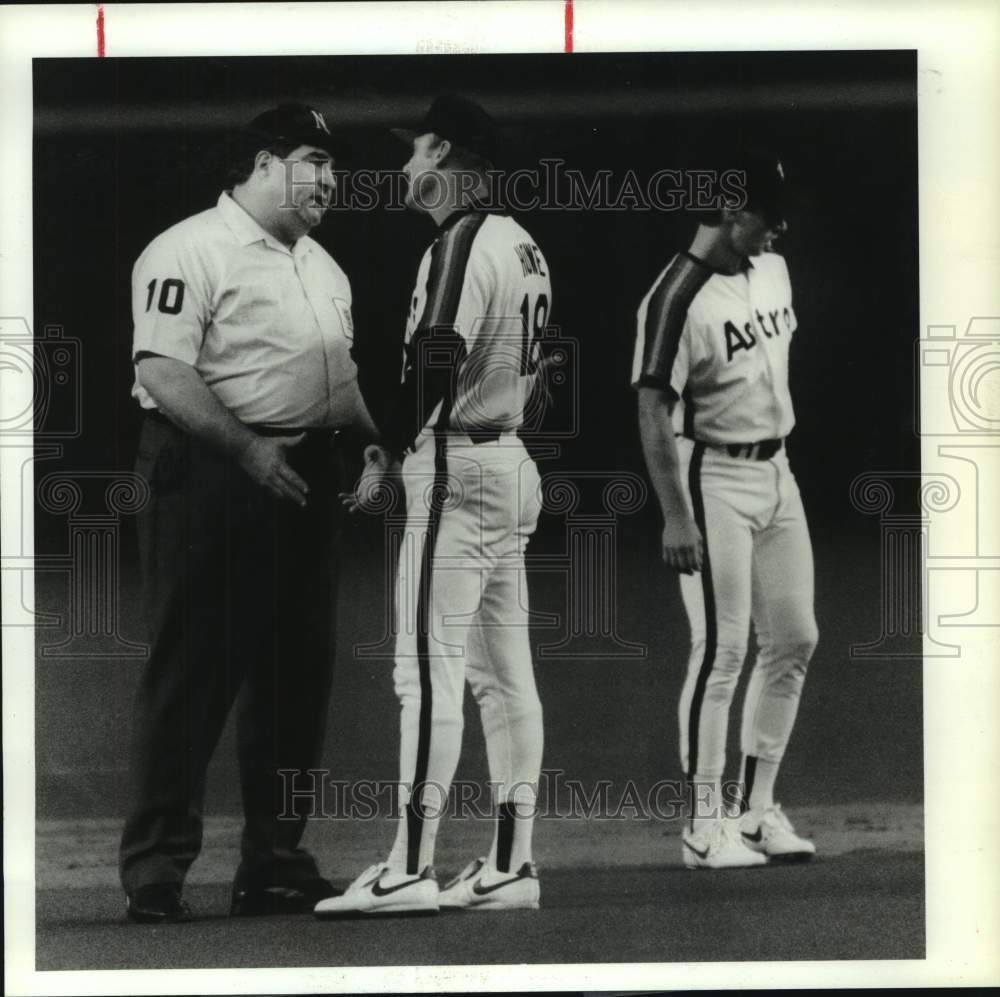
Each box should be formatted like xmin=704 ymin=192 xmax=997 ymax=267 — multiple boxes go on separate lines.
xmin=387 ymin=209 xmax=551 ymax=877
xmin=632 ymin=250 xmax=818 ymax=805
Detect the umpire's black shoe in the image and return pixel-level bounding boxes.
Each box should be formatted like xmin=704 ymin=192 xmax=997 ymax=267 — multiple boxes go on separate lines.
xmin=230 ymin=877 xmax=341 ymax=916
xmin=125 ymin=883 xmax=192 ymax=924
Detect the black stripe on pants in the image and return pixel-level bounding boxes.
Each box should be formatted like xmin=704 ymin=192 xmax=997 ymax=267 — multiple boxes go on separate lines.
xmin=686 ymin=442 xmax=717 ymax=824
xmin=496 ymin=802 xmax=517 ymax=873
xmin=405 ymin=427 xmax=449 ymax=874
xmin=740 ymin=754 xmax=759 ymax=814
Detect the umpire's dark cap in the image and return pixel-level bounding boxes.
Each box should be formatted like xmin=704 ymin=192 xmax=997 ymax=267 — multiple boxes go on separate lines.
xmin=391 ymin=94 xmax=498 ymax=164
xmin=244 ymin=103 xmax=349 ymax=160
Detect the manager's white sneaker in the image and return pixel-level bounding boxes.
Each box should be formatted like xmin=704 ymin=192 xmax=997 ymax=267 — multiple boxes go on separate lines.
xmin=313 ymin=862 xmax=439 ymax=918
xmin=439 ymin=857 xmax=540 ymax=910
xmin=739 ymin=804 xmax=816 ymax=862
xmin=682 ymin=818 xmax=768 ymax=869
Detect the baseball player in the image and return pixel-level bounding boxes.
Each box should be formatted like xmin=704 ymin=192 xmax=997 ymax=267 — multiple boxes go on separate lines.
xmin=633 ymin=150 xmax=819 ymax=868
xmin=120 ymin=104 xmax=380 ymax=921
xmin=316 ymin=95 xmax=550 ymax=917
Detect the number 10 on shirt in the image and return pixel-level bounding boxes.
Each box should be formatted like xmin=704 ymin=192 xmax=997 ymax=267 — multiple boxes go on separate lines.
xmin=145 ymin=278 xmax=186 ymax=316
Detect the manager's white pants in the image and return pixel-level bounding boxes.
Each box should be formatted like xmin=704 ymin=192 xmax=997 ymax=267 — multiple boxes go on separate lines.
xmin=393 ymin=432 xmax=543 ymax=869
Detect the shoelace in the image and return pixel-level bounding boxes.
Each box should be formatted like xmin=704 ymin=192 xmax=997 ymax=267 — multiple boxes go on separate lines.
xmin=349 ymin=862 xmax=386 ymax=891
xmin=444 ymin=857 xmax=485 ymax=890
xmin=720 ymin=818 xmax=748 ymax=846
xmin=687 ymin=819 xmax=733 ymax=851
xmin=763 ymin=805 xmax=796 ymax=833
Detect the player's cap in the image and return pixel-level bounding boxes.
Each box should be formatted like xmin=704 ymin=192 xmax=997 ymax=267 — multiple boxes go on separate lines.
xmin=391 ymin=94 xmax=498 ymax=165
xmin=244 ymin=103 xmax=349 ymax=160
xmin=727 ymin=149 xmax=788 ymax=227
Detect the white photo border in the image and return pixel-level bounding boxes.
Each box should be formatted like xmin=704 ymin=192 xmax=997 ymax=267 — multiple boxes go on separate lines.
xmin=3 ymin=0 xmax=999 ymax=993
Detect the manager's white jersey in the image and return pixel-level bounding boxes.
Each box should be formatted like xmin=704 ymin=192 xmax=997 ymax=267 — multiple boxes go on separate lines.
xmin=131 ymin=192 xmax=362 ymax=429
xmin=402 ymin=210 xmax=552 ymax=444
xmin=632 ymin=250 xmax=798 ymax=444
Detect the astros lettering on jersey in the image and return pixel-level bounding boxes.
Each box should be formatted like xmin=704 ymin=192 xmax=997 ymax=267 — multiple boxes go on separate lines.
xmin=632 ymin=250 xmax=797 ymax=442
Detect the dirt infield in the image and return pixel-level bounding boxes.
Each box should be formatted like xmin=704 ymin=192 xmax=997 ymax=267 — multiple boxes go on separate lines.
xmin=31 ymin=530 xmax=925 ymax=971
xmin=35 ymin=803 xmax=923 ymax=969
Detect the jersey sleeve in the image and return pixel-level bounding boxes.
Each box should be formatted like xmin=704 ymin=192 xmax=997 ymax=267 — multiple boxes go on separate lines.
xmin=383 ymin=214 xmax=491 ymax=455
xmin=631 ymin=289 xmax=693 ymax=401
xmin=131 ymin=230 xmax=212 ymax=365
xmin=631 ymin=254 xmax=711 ymax=400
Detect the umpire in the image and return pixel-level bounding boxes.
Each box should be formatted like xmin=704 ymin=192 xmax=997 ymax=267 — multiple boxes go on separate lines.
xmin=119 ymin=104 xmax=378 ymax=922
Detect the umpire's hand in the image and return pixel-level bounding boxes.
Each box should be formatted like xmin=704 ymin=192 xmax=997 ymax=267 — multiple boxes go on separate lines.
xmin=239 ymin=435 xmax=309 ymax=507
xmin=661 ymin=516 xmax=704 ymax=574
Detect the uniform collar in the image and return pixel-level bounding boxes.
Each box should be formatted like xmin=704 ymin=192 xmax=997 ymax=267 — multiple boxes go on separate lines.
xmin=683 ymin=249 xmax=754 ymax=276
xmin=217 ymin=191 xmax=313 ymax=258
xmin=437 ymin=198 xmax=507 ymax=234
xmin=439 ymin=207 xmax=473 ymax=233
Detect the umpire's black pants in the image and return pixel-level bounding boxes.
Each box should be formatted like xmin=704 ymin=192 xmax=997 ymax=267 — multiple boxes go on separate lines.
xmin=119 ymin=413 xmax=340 ymax=894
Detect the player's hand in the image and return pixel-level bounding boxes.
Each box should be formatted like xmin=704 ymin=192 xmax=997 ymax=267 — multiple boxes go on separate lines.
xmin=661 ymin=516 xmax=704 ymax=574
xmin=528 ymin=352 xmax=558 ymax=411
xmin=238 ymin=434 xmax=309 ymax=507
xmin=339 ymin=444 xmax=393 ymax=514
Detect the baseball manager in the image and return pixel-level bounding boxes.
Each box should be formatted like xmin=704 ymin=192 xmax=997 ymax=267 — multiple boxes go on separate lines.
xmin=317 ymin=95 xmax=550 ymax=917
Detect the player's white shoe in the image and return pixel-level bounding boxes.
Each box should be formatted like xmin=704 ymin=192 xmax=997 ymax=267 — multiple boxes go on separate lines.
xmin=739 ymin=804 xmax=816 ymax=862
xmin=313 ymin=862 xmax=439 ymax=918
xmin=682 ymin=817 xmax=769 ymax=869
xmin=439 ymin=857 xmax=540 ymax=910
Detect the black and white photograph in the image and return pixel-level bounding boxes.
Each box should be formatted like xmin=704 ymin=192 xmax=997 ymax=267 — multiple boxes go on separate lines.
xmin=2 ymin=2 xmax=998 ymax=993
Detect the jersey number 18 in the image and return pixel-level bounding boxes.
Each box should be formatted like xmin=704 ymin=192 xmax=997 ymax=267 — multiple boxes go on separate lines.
xmin=519 ymin=292 xmax=549 ymax=376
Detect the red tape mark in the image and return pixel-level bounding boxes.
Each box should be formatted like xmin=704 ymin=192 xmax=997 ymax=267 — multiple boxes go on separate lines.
xmin=96 ymin=4 xmax=106 ymax=57
xmin=564 ymin=0 xmax=574 ymax=53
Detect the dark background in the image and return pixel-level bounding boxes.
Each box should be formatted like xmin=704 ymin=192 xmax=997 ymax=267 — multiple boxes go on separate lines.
xmin=32 ymin=52 xmax=921 ymax=819
xmin=33 ymin=50 xmax=918 ymax=524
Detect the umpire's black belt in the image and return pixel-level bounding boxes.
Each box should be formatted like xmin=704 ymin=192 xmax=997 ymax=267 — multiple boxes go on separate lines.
xmin=145 ymin=408 xmax=334 ymax=438
xmin=143 ymin=409 xmax=340 ymax=457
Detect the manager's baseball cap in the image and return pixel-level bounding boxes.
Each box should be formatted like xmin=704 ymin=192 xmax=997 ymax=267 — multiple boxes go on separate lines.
xmin=244 ymin=103 xmax=350 ymax=160
xmin=391 ymin=94 xmax=498 ymax=165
